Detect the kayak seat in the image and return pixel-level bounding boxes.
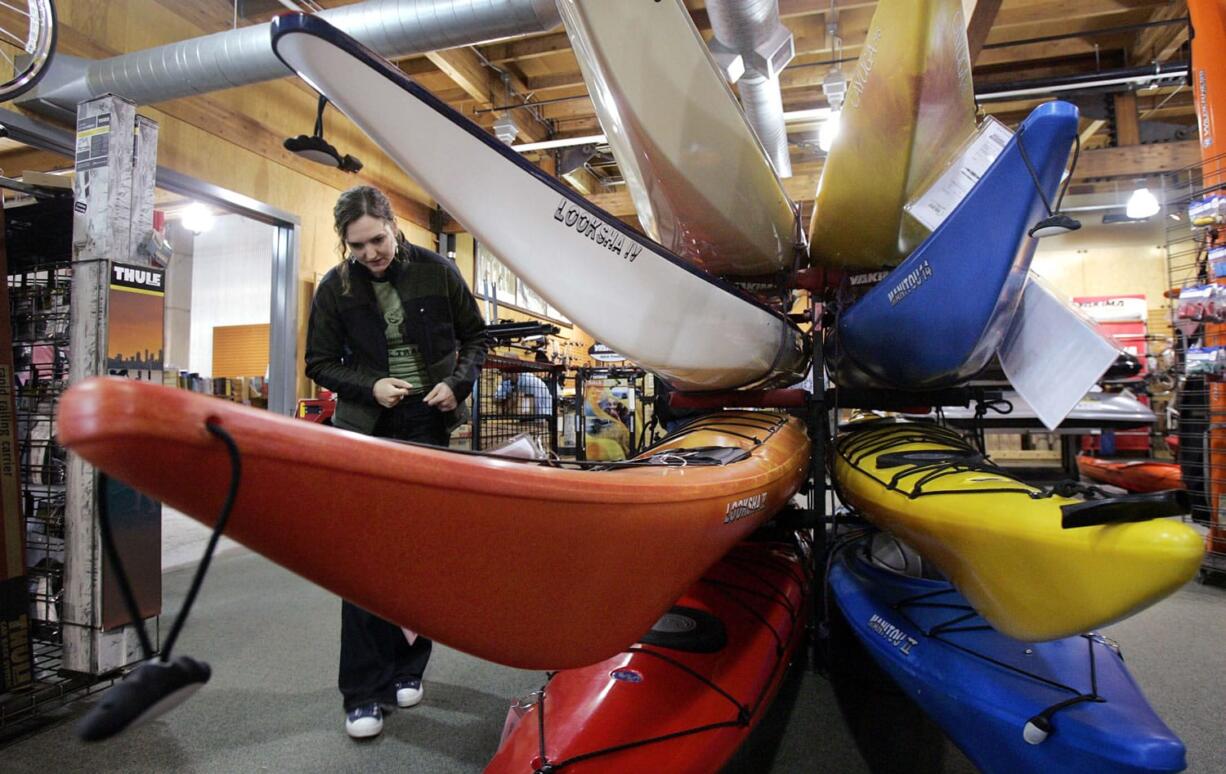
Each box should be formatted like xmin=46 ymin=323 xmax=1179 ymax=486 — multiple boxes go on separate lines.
xmin=637 ymin=606 xmax=728 ymax=652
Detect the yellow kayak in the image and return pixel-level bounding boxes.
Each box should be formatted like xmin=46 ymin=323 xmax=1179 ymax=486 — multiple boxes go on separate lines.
xmin=809 ymin=0 xmax=976 ymax=269
xmin=833 ymin=421 xmax=1204 ymax=641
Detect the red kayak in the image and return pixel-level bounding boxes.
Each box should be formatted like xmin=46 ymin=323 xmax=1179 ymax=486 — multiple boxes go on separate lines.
xmin=486 ymin=537 xmax=810 ymax=773
xmin=1077 ymin=456 xmax=1184 ymax=494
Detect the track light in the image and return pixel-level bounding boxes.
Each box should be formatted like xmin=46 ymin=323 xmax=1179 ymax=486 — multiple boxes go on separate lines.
xmin=284 ymin=95 xmax=363 ymax=173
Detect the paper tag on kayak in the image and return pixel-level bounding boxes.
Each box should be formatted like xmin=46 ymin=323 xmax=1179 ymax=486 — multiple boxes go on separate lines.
xmin=998 ymin=275 xmax=1120 ymax=430
xmin=402 ymin=627 xmax=417 ymax=646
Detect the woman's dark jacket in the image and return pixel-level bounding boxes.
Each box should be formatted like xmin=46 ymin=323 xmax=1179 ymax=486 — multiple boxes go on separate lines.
xmin=305 ymin=242 xmax=490 ymax=434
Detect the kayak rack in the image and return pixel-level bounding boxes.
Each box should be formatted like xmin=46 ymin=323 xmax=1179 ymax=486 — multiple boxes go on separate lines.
xmin=664 ymin=328 xmax=833 ymax=668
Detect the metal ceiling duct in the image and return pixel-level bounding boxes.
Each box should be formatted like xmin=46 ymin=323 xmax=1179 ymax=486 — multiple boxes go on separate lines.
xmin=21 ymin=0 xmax=560 ymax=114
xmin=705 ymin=0 xmax=795 ymax=178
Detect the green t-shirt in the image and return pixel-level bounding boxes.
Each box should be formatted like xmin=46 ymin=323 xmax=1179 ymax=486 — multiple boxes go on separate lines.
xmin=372 ymin=280 xmax=429 ymax=394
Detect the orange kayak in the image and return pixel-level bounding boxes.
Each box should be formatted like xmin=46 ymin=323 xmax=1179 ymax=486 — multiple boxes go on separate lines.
xmin=57 ymin=378 xmax=809 ymax=669
xmin=1077 ymin=456 xmax=1184 ymax=494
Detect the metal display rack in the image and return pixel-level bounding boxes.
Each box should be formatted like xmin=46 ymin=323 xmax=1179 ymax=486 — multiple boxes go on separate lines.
xmin=471 ymin=354 xmax=561 ymax=453
xmin=1 ymin=197 xmax=114 ymax=739
xmin=1163 ymin=151 xmax=1226 ymax=579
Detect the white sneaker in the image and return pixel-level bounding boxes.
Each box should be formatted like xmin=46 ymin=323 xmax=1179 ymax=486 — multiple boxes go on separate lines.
xmin=345 ymin=703 xmax=383 ymax=738
xmin=394 ymin=678 xmax=423 ymax=708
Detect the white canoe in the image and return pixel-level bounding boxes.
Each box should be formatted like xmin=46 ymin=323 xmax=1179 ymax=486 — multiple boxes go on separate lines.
xmin=272 ymin=15 xmax=808 ymax=391
xmin=557 ymin=0 xmax=799 ymax=277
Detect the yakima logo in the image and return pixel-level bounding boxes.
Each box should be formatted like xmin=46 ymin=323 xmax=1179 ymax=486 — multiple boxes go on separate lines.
xmin=850 ymin=270 xmax=889 ymax=287
xmin=724 ymin=492 xmax=767 ymax=524
xmin=868 ymin=614 xmax=919 ymax=655
xmin=553 ymin=199 xmax=643 ymax=262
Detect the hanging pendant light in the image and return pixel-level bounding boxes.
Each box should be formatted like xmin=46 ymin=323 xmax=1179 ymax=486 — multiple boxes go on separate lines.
xmin=1125 ymin=187 xmax=1160 ymax=220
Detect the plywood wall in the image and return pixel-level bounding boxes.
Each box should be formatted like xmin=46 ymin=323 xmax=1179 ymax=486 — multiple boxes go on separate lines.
xmin=1031 ymin=218 xmax=1173 ymax=340
xmin=213 ymin=323 xmax=271 ymax=379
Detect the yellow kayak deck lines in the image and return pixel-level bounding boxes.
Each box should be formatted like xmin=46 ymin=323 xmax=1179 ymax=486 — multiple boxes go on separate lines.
xmin=834 ymin=421 xmax=1204 ymax=641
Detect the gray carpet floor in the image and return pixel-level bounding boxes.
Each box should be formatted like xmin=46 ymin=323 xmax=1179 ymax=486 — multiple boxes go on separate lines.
xmin=2 ymin=547 xmax=1223 ymax=773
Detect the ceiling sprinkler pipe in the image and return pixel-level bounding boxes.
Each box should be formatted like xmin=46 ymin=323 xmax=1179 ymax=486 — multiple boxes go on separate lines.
xmin=977 ymin=63 xmax=1189 ymax=101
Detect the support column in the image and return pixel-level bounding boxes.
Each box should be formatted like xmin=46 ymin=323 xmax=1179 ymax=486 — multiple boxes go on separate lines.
xmin=63 ymin=95 xmax=161 ymax=674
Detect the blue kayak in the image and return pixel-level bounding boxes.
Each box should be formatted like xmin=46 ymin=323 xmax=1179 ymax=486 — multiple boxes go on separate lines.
xmin=829 ymin=101 xmax=1080 ymax=390
xmin=827 ymin=534 xmax=1186 ymax=774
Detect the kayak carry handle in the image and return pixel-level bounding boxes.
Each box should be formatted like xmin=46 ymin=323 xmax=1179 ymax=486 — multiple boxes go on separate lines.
xmin=1023 ymin=693 xmax=1104 ymax=745
xmin=1061 ymin=490 xmax=1189 ymax=529
xmin=76 ymin=656 xmax=212 ymax=741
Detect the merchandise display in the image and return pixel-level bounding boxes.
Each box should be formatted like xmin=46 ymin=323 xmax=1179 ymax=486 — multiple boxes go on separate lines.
xmin=809 ymin=0 xmax=976 ymax=268
xmin=828 ymin=102 xmax=1079 ymax=390
xmin=6 ymin=1 xmax=1222 ymax=771
xmin=269 ymin=15 xmax=808 ymax=393
xmin=1077 ymin=457 xmax=1184 ymax=494
xmin=556 ymin=0 xmax=798 ymax=277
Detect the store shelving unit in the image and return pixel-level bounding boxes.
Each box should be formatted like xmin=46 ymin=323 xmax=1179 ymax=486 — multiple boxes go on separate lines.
xmin=1 ymin=196 xmax=115 ymax=739
xmin=472 ymin=354 xmax=561 ymax=454
xmin=1163 ymin=151 xmax=1226 ymax=580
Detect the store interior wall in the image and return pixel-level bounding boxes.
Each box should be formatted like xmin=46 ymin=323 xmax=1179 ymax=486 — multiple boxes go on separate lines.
xmin=182 ymin=213 xmax=275 ymax=378
xmin=1031 ymin=217 xmax=1171 ymax=336
xmin=163 ymin=221 xmax=194 ymax=373
xmin=450 ymin=232 xmax=599 ymax=366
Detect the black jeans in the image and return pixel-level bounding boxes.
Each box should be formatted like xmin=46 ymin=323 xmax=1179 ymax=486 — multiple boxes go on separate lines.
xmin=339 ymin=395 xmax=448 ymax=710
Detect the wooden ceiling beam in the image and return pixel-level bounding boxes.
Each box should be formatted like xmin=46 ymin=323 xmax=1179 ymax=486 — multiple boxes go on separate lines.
xmin=965 ymin=0 xmax=1004 ymax=62
xmin=1071 ymin=139 xmax=1199 ymax=180
xmin=975 ymin=33 xmax=1132 ymax=68
xmin=1114 ymin=92 xmax=1141 ymax=146
xmin=991 ymin=0 xmax=1168 ymax=30
xmin=424 ymin=47 xmax=549 ymax=143
xmin=1130 ymin=0 xmax=1189 ymax=64
xmin=0 ymin=147 xmax=73 ymax=176
xmin=425 ymin=47 xmax=493 ymax=106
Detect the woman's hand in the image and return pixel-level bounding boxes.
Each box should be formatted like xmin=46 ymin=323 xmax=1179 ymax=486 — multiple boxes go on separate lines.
xmin=424 ymin=382 xmax=457 ymax=412
xmin=373 ymin=377 xmax=413 ymax=408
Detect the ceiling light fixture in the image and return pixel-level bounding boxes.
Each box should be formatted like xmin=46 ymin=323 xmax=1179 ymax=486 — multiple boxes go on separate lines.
xmin=493 ymin=112 xmax=520 ymax=145
xmin=284 ymin=95 xmax=363 ymax=173
xmin=1125 ymin=187 xmax=1160 ymax=220
xmin=181 ymin=202 xmax=215 ymax=235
